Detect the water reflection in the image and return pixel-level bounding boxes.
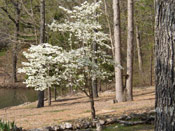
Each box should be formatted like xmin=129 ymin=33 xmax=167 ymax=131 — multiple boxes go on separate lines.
xmin=0 ymin=88 xmax=37 ymax=109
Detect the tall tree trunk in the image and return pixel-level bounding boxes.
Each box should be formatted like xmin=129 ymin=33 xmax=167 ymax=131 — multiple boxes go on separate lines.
xmin=37 ymin=91 xmax=44 ymax=107
xmin=92 ymin=0 xmax=98 ymax=98
xmin=98 ymin=79 xmax=102 ymax=92
xmin=113 ymin=0 xmax=124 ymax=102
xmin=37 ymin=0 xmax=45 ymax=108
xmin=150 ymin=13 xmax=154 ymax=87
xmin=30 ymin=0 xmax=38 ymax=44
xmin=150 ymin=48 xmax=153 ymax=86
xmin=90 ymin=84 xmax=96 ymax=119
xmin=70 ymin=85 xmax=73 ymax=95
xmin=136 ymin=26 xmax=146 ymax=85
xmin=155 ymin=0 xmax=175 ymax=130
xmin=40 ymin=0 xmax=45 ymax=43
xmin=136 ymin=26 xmax=143 ymax=73
xmin=92 ymin=81 xmax=98 ymax=98
xmin=12 ymin=0 xmax=20 ymax=83
xmin=48 ymin=87 xmax=51 ymax=106
xmin=126 ymin=0 xmax=134 ymax=101
xmin=92 ymin=43 xmax=98 ymax=98
xmin=86 ymin=77 xmax=96 ymax=119
xmin=103 ymin=0 xmax=114 ymax=57
xmin=54 ymin=86 xmax=57 ymax=101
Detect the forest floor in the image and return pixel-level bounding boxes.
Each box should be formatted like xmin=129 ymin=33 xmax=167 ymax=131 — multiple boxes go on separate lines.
xmin=0 ymin=86 xmax=155 ymax=129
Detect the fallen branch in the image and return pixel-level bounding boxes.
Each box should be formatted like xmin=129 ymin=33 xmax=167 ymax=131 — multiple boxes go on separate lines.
xmin=117 ymin=120 xmax=146 ymax=126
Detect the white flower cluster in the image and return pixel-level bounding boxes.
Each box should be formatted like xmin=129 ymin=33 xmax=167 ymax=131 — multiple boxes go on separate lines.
xmin=18 ymin=43 xmax=69 ymax=91
xmin=48 ymin=0 xmax=110 ymax=49
xmin=18 ymin=44 xmax=112 ymax=91
xmin=61 ymin=46 xmax=112 ymax=90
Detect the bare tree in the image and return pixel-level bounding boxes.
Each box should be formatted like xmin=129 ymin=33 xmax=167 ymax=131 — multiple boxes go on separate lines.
xmin=103 ymin=0 xmax=114 ymax=57
xmin=37 ymin=0 xmax=45 ymax=108
xmin=136 ymin=25 xmax=146 ymax=84
xmin=126 ymin=0 xmax=134 ymax=101
xmin=12 ymin=0 xmax=20 ymax=83
xmin=0 ymin=0 xmax=21 ymax=83
xmin=20 ymin=0 xmax=39 ymax=44
xmin=113 ymin=0 xmax=125 ymax=102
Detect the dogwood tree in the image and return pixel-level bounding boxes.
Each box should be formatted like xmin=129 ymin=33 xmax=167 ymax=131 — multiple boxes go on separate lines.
xmin=48 ymin=0 xmax=112 ymax=119
xmin=19 ymin=0 xmax=112 ymax=119
xmin=18 ymin=43 xmax=69 ymax=91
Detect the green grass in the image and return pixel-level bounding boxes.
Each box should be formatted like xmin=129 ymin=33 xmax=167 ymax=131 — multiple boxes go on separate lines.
xmin=84 ymin=110 xmax=91 ymax=113
xmin=0 ymin=50 xmax=6 ymax=57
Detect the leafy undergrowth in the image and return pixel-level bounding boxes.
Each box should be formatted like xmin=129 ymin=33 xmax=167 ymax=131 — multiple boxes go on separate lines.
xmin=0 ymin=120 xmax=15 ymax=131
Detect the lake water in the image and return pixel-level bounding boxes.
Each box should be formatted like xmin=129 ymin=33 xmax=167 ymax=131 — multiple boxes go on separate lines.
xmin=0 ymin=88 xmax=38 ymax=109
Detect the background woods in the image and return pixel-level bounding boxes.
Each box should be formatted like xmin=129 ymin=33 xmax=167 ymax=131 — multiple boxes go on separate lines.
xmin=1 ymin=0 xmax=169 ymax=130
xmin=0 ymin=0 xmax=155 ymax=86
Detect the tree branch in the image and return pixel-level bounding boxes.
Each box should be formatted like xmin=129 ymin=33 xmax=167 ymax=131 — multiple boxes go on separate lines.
xmin=79 ymin=87 xmax=90 ymax=97
xmin=0 ymin=7 xmax=16 ymax=24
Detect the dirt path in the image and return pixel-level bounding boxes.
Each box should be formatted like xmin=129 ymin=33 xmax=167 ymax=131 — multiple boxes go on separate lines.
xmin=0 ymin=86 xmax=155 ymax=129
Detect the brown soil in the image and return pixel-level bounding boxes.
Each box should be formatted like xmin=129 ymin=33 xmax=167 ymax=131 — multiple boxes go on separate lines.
xmin=0 ymin=86 xmax=155 ymax=129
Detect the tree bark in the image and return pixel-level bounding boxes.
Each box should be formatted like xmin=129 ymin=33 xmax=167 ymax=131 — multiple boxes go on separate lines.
xmin=92 ymin=41 xmax=98 ymax=98
xmin=92 ymin=0 xmax=99 ymax=98
xmin=136 ymin=26 xmax=146 ymax=84
xmin=98 ymin=79 xmax=102 ymax=92
xmin=37 ymin=91 xmax=44 ymax=108
xmin=155 ymin=0 xmax=175 ymax=130
xmin=48 ymin=87 xmax=51 ymax=106
xmin=136 ymin=26 xmax=143 ymax=73
xmin=85 ymin=77 xmax=96 ymax=119
xmin=113 ymin=0 xmax=124 ymax=102
xmin=40 ymin=0 xmax=45 ymax=44
xmin=90 ymin=84 xmax=96 ymax=119
xmin=103 ymin=0 xmax=114 ymax=57
xmin=150 ymin=48 xmax=153 ymax=86
xmin=54 ymin=86 xmax=57 ymax=101
xmin=70 ymin=85 xmax=73 ymax=95
xmin=126 ymin=0 xmax=134 ymax=101
xmin=37 ymin=0 xmax=45 ymax=108
xmin=92 ymin=80 xmax=98 ymax=98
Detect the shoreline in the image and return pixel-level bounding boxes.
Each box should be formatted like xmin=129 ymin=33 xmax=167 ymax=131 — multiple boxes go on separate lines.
xmin=0 ymin=82 xmax=26 ymax=89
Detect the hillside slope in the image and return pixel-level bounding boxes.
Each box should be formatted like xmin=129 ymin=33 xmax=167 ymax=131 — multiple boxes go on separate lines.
xmin=0 ymin=86 xmax=155 ymax=129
